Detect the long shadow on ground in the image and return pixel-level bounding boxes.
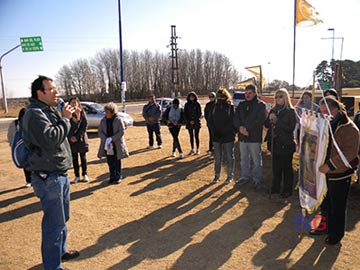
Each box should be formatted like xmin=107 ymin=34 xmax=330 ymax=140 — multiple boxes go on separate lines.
xmin=129 ymin=155 xmax=213 ymax=196
xmin=171 ymin=185 xmax=288 ymax=270
xmin=0 ymin=173 xmax=111 ymax=223
xmin=79 ymin=184 xmax=232 ymax=266
xmin=252 ymin=197 xmax=340 ymax=270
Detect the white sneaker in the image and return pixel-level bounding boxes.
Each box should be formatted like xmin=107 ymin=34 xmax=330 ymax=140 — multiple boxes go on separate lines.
xmin=179 ymin=153 xmax=184 ymax=159
xmin=172 ymin=152 xmax=176 ymax=157
xmin=147 ymin=145 xmax=154 ymax=149
xmin=195 ymin=149 xmax=200 ymax=155
xmin=158 ymin=145 xmax=162 ymax=149
xmin=188 ymin=149 xmax=194 ymax=155
xmin=83 ymin=175 xmax=90 ymax=182
xmin=25 ymin=183 xmax=32 ymax=188
xmin=73 ymin=176 xmax=80 ymax=183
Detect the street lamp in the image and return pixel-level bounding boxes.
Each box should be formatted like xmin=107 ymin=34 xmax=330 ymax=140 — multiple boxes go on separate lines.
xmin=328 ymin=28 xmax=335 ymax=86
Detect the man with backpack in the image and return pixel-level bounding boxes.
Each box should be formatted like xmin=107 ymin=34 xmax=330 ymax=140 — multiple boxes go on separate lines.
xmin=22 ymin=75 xmax=80 ymax=270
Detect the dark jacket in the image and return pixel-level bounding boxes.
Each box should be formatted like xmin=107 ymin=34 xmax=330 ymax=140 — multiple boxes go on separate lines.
xmin=234 ymin=97 xmax=267 ymax=143
xmin=204 ymin=100 xmax=215 ymax=126
xmin=264 ymin=106 xmax=297 ymax=154
xmin=162 ymin=106 xmax=184 ymax=128
xmin=67 ymin=111 xmax=89 ymax=154
xmin=142 ymin=102 xmax=161 ymax=124
xmin=22 ymin=98 xmax=72 ymax=173
xmin=208 ymin=101 xmax=236 ymax=143
xmin=326 ymin=111 xmax=359 ymax=180
xmin=184 ymin=92 xmax=202 ymax=129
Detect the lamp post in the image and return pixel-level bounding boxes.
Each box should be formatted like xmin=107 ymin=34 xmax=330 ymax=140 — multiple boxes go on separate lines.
xmin=328 ymin=28 xmax=335 ymax=86
xmin=118 ymin=0 xmax=126 ymax=112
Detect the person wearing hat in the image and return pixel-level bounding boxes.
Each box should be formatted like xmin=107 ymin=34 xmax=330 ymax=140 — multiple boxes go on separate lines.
xmin=204 ymin=92 xmax=216 ymax=154
xmin=162 ymin=98 xmax=185 ymax=159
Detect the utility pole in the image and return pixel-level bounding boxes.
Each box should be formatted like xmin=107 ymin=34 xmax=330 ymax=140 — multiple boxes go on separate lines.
xmin=169 ymin=25 xmax=179 ymax=98
xmin=328 ymin=28 xmax=335 ymax=87
xmin=1 ymin=44 xmax=21 ymax=113
xmin=118 ymin=0 xmax=126 ymax=112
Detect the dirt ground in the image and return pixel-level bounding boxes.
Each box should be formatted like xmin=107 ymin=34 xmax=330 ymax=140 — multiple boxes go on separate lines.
xmin=1 ymin=112 xmax=360 ymax=270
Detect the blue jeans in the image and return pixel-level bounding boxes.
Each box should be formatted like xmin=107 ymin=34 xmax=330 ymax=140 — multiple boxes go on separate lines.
xmin=146 ymin=123 xmax=162 ymax=146
xmin=239 ymin=142 xmax=262 ymax=184
xmin=107 ymin=155 xmax=122 ymax=181
xmin=213 ymin=141 xmax=234 ymax=179
xmin=31 ymin=172 xmax=70 ymax=270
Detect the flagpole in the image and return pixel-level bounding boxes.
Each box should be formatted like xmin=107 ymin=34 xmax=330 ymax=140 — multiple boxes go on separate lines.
xmin=292 ymin=0 xmax=297 ymax=98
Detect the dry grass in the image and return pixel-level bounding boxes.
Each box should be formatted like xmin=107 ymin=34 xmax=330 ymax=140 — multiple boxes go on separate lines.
xmin=0 ymin=113 xmax=360 ymax=270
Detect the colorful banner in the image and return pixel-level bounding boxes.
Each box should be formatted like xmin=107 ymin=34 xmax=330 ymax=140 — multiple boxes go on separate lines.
xmin=298 ymin=110 xmax=329 ymax=214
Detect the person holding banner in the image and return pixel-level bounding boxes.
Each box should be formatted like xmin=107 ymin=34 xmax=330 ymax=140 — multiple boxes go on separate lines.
xmin=264 ymin=88 xmax=297 ymax=199
xmin=315 ymin=97 xmax=359 ymax=245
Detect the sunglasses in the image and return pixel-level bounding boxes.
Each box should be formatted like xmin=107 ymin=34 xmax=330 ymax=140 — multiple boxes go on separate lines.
xmin=275 ymin=95 xmax=283 ymax=99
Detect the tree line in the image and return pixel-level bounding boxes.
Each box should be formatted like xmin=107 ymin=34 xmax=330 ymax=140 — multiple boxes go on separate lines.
xmin=56 ymin=49 xmax=241 ymax=101
xmin=315 ymin=59 xmax=360 ymax=88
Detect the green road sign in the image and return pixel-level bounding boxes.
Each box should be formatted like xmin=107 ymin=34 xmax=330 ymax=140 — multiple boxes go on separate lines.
xmin=20 ymin=36 xmax=43 ymax=52
xmin=319 ymin=81 xmax=332 ymax=90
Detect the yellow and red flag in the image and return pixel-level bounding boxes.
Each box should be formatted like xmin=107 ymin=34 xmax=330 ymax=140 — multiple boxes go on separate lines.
xmin=296 ymin=0 xmax=322 ymax=26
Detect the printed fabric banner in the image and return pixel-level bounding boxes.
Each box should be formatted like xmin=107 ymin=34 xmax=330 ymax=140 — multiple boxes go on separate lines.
xmin=298 ymin=110 xmax=329 ymax=214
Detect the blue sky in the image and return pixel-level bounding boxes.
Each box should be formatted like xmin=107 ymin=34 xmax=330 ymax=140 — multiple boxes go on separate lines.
xmin=1 ymin=0 xmax=359 ymax=98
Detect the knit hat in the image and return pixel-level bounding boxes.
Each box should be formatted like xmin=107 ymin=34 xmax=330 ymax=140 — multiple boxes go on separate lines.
xmin=209 ymin=92 xmax=216 ymax=98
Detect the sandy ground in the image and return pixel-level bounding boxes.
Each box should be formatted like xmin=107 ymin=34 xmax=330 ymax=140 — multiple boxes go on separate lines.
xmin=1 ymin=113 xmax=360 ymax=270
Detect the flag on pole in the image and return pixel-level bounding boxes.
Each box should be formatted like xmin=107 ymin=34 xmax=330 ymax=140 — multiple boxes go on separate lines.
xmin=245 ymin=65 xmax=265 ymax=90
xmin=296 ymin=0 xmax=322 ymax=26
xmin=233 ymin=78 xmax=256 ymax=90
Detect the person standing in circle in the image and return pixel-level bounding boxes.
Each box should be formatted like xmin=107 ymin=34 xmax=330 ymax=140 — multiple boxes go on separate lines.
xmin=98 ymin=102 xmax=129 ymax=184
xmin=67 ymin=97 xmax=89 ymax=183
xmin=184 ymin=91 xmax=202 ymax=155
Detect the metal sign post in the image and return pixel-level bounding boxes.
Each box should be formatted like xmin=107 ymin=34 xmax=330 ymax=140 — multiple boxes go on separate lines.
xmin=1 ymin=36 xmax=43 ymax=113
xmin=1 ymin=44 xmax=21 ymax=113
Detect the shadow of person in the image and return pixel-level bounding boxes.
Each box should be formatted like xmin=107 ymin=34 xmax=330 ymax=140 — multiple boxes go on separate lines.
xmin=0 ymin=191 xmax=34 ymax=208
xmin=0 ymin=173 xmax=111 ymax=224
xmin=171 ymin=188 xmax=288 ymax=270
xmin=251 ymin=200 xmax=302 ymax=270
xmin=129 ymin=155 xmax=213 ymax=196
xmin=79 ymin=184 xmax=225 ymax=263
xmin=108 ymin=185 xmax=243 ymax=270
xmin=251 ymin=197 xmax=341 ymax=270
xmin=291 ymin=239 xmax=341 ymax=270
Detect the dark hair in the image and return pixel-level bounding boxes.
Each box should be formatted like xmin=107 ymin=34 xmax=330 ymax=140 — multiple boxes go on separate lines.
xmin=173 ymin=98 xmax=180 ymax=105
xmin=245 ymin=84 xmax=256 ymax=92
xmin=31 ymin=75 xmax=53 ymax=99
xmin=324 ymin=88 xmax=338 ymax=99
xmin=319 ymin=96 xmax=343 ymax=110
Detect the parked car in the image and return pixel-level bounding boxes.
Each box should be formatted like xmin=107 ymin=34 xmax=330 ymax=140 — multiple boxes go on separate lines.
xmin=157 ymin=97 xmax=186 ymax=113
xmin=157 ymin=97 xmax=173 ymax=113
xmin=80 ymin=101 xmax=133 ymax=129
xmin=232 ymin=91 xmax=245 ymax=108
